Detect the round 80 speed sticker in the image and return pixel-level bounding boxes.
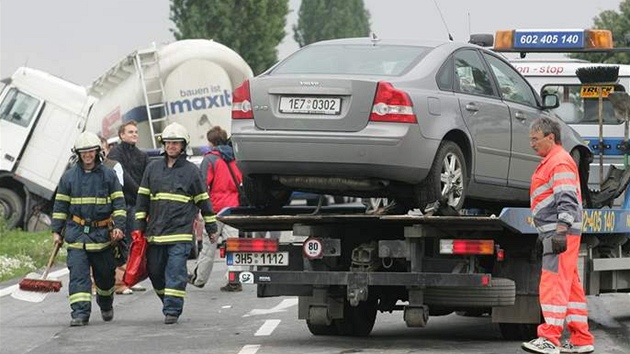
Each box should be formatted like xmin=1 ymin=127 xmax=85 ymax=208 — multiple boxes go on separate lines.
xmin=303 ymin=237 xmax=323 ymax=259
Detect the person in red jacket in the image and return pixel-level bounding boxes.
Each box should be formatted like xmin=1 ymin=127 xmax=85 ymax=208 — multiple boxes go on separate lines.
xmin=189 ymin=126 xmax=244 ymax=292
xmin=522 ymin=117 xmax=594 ymax=354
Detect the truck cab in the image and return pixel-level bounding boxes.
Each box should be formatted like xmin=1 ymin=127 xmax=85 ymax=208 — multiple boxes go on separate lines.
xmin=0 ymin=67 xmax=91 ymax=229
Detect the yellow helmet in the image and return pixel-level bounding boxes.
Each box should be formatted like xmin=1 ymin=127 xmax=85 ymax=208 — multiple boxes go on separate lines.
xmin=160 ymin=122 xmax=190 ymax=145
xmin=74 ymin=132 xmax=102 ymax=153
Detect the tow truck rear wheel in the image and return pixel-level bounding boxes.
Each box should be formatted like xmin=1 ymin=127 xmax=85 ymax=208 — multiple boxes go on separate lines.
xmin=498 ymin=322 xmax=538 ymax=340
xmin=335 ymin=297 xmax=378 ymax=337
xmin=306 ymin=320 xmax=339 ymax=336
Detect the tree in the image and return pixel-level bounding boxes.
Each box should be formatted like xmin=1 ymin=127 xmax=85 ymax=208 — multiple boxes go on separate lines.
xmin=293 ymin=0 xmax=371 ymax=48
xmin=570 ymin=0 xmax=630 ymax=64
xmin=170 ymin=0 xmax=289 ymax=75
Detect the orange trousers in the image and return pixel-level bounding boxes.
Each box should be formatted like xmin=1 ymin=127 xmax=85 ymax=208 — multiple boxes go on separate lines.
xmin=538 ymin=233 xmax=594 ymax=346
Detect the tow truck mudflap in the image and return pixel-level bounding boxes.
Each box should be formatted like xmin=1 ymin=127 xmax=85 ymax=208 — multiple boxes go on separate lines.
xmin=229 ymin=270 xmax=491 ymax=288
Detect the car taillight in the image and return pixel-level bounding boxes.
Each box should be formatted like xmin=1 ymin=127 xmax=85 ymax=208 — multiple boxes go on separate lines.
xmin=232 ymin=80 xmax=253 ymax=119
xmin=226 ymin=238 xmax=278 ymax=252
xmin=369 ymin=81 xmax=417 ymax=123
xmin=439 ymin=239 xmax=495 ymax=255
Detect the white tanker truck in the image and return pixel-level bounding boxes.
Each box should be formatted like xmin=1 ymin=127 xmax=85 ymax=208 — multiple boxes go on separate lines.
xmin=0 ymin=39 xmax=252 ymax=230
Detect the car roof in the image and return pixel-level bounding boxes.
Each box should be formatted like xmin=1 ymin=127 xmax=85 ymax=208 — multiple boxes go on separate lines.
xmin=307 ymin=37 xmax=480 ymax=51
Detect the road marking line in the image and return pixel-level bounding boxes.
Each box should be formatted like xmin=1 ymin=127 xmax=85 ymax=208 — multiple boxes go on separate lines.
xmin=255 ymin=319 xmax=281 ymax=336
xmin=0 ymin=268 xmax=69 ymax=298
xmin=237 ymin=344 xmax=260 ymax=354
xmin=243 ymin=297 xmax=298 ymax=317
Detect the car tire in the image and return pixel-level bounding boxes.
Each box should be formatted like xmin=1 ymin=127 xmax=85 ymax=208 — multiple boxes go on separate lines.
xmin=0 ymin=188 xmax=24 ymax=230
xmin=413 ymin=141 xmax=467 ymax=211
xmin=306 ymin=320 xmax=340 ymax=336
xmin=335 ymin=297 xmax=378 ymax=337
xmin=242 ymin=175 xmax=291 ymax=208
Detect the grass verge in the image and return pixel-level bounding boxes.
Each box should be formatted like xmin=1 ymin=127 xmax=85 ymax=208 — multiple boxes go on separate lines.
xmin=0 ymin=219 xmax=67 ymax=282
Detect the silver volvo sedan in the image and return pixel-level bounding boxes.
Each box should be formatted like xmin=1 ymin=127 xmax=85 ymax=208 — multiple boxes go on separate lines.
xmin=230 ymin=37 xmax=591 ymax=211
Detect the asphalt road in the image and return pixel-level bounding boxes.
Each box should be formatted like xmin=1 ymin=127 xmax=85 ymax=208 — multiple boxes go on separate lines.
xmin=1 ymin=252 xmax=628 ymax=354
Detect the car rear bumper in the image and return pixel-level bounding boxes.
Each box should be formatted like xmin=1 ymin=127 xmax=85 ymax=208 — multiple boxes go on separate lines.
xmin=231 ymin=122 xmax=437 ymax=185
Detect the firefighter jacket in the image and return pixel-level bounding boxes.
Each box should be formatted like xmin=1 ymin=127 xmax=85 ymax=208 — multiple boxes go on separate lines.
xmin=199 ymin=145 xmax=242 ymax=213
xmin=51 ymin=163 xmax=127 ymax=250
xmin=135 ymin=155 xmax=217 ymax=244
xmin=108 ymin=141 xmax=149 ymax=206
xmin=530 ymin=144 xmax=582 ymax=241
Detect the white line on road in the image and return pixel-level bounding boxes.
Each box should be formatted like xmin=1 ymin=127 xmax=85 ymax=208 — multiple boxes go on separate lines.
xmin=237 ymin=344 xmax=261 ymax=354
xmin=243 ymin=297 xmax=298 ymax=317
xmin=0 ymin=268 xmax=69 ymax=298
xmin=255 ymin=319 xmax=281 ymax=336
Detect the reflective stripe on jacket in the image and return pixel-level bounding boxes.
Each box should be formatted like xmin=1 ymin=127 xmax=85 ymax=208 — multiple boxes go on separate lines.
xmin=51 ymin=164 xmax=127 ymax=246
xmin=530 ymin=144 xmax=582 ymax=237
xmin=135 ymin=155 xmax=216 ymax=244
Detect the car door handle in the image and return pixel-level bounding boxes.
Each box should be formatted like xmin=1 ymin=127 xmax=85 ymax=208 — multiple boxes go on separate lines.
xmin=515 ymin=112 xmax=527 ymax=121
xmin=465 ymin=103 xmax=479 ymax=112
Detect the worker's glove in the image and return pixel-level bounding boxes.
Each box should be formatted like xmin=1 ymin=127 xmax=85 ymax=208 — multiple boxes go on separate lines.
xmin=551 ymin=231 xmax=567 ymax=254
xmin=205 ymin=222 xmax=218 ymax=235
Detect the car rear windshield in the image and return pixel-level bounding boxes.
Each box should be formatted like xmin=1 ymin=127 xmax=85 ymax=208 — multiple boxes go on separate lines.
xmin=272 ymin=44 xmax=429 ymax=76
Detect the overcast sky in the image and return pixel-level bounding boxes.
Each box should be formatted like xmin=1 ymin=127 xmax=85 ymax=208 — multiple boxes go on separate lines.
xmin=0 ymin=0 xmax=624 ymax=86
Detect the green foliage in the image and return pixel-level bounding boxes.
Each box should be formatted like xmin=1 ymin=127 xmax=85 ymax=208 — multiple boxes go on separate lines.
xmin=0 ymin=227 xmax=66 ymax=282
xmin=170 ymin=0 xmax=289 ymax=75
xmin=569 ymin=0 xmax=630 ymax=64
xmin=293 ymin=0 xmax=371 ymax=47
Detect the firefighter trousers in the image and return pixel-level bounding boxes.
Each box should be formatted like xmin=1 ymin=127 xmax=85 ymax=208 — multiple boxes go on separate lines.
xmin=147 ymin=242 xmax=191 ymax=317
xmin=538 ymin=233 xmax=594 ymax=346
xmin=67 ymin=247 xmax=115 ymax=320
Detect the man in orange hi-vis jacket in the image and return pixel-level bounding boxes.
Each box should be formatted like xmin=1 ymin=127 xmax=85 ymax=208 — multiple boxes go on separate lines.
xmin=522 ymin=117 xmax=594 ymax=354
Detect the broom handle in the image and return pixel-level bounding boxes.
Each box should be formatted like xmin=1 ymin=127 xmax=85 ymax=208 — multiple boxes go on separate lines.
xmin=41 ymin=242 xmax=61 ymax=280
xmin=599 ymin=86 xmax=604 ymax=187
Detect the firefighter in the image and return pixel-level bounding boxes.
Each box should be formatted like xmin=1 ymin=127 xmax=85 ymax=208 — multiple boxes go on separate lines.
xmin=134 ymin=122 xmax=217 ymax=324
xmin=51 ymin=131 xmax=126 ymax=327
xmin=522 ymin=117 xmax=594 ymax=354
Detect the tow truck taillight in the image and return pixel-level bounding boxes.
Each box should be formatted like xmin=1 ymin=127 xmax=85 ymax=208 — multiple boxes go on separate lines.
xmin=439 ymin=239 xmax=495 ymax=255
xmin=232 ymin=80 xmax=253 ymax=119
xmin=369 ymin=81 xmax=417 ymax=123
xmin=226 ymin=238 xmax=278 ymax=252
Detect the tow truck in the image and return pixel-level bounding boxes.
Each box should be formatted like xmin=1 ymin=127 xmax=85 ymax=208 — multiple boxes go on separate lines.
xmin=218 ymin=29 xmax=630 ymax=339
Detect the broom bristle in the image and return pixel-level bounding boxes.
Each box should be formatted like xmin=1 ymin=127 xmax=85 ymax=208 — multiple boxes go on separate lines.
xmin=576 ymin=66 xmax=620 ymax=84
xmin=19 ymin=278 xmax=62 ymax=293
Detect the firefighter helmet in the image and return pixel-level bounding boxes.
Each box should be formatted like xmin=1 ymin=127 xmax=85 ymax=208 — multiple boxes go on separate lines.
xmin=74 ymin=131 xmax=102 ymax=153
xmin=160 ymin=122 xmax=190 ymax=145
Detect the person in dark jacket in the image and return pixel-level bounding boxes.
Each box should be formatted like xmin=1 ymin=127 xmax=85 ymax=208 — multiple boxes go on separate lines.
xmin=51 ymin=131 xmax=126 ymax=327
xmin=189 ymin=126 xmax=243 ymax=291
xmin=135 ymin=122 xmax=217 ymax=324
xmin=107 ymin=120 xmax=148 ymax=291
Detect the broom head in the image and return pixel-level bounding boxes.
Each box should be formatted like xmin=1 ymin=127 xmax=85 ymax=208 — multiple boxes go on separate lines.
xmin=19 ymin=277 xmax=62 ymax=293
xmin=576 ymin=66 xmax=620 ymax=84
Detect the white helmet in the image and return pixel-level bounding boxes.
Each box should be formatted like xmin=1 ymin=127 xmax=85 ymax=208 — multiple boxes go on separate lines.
xmin=160 ymin=122 xmax=190 ymax=145
xmin=74 ymin=132 xmax=102 ymax=153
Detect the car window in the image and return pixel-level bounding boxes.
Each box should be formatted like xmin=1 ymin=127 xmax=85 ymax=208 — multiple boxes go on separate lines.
xmin=543 ymin=84 xmax=626 ymax=124
xmin=272 ymin=44 xmax=430 ymax=76
xmin=437 ymin=56 xmax=454 ymax=91
xmin=483 ymin=53 xmax=538 ymax=107
xmin=453 ymin=50 xmax=495 ymax=97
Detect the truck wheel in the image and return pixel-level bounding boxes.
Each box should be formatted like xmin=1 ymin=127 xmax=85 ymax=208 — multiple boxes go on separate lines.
xmin=0 ymin=188 xmax=24 ymax=230
xmin=242 ymin=176 xmax=291 ymax=208
xmin=335 ymin=298 xmax=378 ymax=337
xmin=498 ymin=322 xmax=538 ymax=341
xmin=306 ymin=320 xmax=339 ymax=336
xmin=413 ymin=141 xmax=467 ymax=211
xmin=423 ymin=278 xmax=515 ymax=307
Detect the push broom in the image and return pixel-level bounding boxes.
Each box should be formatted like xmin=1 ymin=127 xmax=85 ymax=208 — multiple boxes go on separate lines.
xmin=18 ymin=242 xmax=63 ymax=292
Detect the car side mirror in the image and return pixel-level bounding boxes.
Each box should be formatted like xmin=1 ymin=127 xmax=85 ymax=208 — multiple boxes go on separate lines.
xmin=542 ymin=94 xmax=560 ymax=109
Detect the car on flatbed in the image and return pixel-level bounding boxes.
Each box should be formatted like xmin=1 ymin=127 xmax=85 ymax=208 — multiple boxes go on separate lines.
xmin=231 ymin=37 xmax=592 ymax=211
